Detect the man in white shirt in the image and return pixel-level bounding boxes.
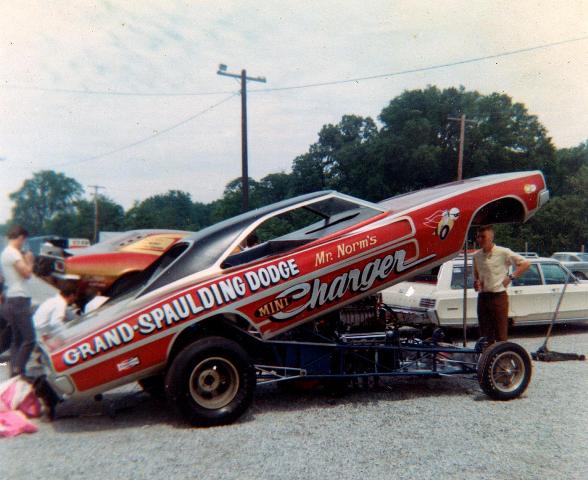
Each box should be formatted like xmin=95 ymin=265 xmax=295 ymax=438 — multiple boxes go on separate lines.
xmin=34 ymin=284 xmax=77 ymax=334
xmin=1 ymin=225 xmax=35 ymax=376
xmin=473 ymin=225 xmax=531 ymax=344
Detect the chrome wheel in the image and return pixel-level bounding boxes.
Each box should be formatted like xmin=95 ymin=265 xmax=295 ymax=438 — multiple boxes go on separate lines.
xmin=488 ymin=351 xmax=525 ymax=393
xmin=188 ymin=357 xmax=240 ymax=410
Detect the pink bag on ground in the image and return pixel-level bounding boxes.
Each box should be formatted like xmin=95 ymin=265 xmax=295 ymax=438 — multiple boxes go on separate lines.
xmin=0 ymin=377 xmax=42 ymax=437
xmin=0 ymin=410 xmax=38 ymax=437
xmin=0 ymin=377 xmax=42 ymax=418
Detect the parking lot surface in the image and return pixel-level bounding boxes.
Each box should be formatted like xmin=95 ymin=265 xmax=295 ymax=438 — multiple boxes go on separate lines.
xmin=1 ymin=324 xmax=587 ymax=480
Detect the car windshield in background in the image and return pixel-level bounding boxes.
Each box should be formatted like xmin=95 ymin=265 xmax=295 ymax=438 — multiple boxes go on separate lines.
xmin=577 ymin=253 xmax=588 ymax=261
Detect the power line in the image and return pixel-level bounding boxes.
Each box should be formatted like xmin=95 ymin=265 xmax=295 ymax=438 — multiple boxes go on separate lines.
xmin=252 ymin=35 xmax=588 ymax=93
xmin=52 ymin=93 xmax=237 ymax=168
xmin=1 ymin=85 xmax=236 ymax=97
xmin=2 ymin=35 xmax=586 ymax=97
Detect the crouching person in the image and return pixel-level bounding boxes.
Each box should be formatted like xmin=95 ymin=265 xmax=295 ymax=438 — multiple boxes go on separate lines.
xmin=33 ymin=284 xmax=77 ymax=337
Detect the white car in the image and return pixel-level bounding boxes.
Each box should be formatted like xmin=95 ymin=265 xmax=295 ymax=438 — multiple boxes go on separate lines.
xmin=381 ymin=256 xmax=588 ymax=327
xmin=551 ymin=252 xmax=588 ymax=280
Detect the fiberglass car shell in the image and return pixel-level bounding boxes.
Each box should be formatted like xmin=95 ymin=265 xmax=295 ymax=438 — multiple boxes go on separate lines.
xmin=53 ymin=230 xmax=191 ymax=298
xmin=34 ymin=171 xmax=548 ymax=422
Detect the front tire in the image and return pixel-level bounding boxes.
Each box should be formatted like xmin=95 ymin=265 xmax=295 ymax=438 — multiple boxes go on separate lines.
xmin=165 ymin=336 xmax=256 ymax=427
xmin=477 ymin=342 xmax=532 ymax=400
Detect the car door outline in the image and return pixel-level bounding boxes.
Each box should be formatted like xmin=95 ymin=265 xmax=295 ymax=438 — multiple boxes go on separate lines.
xmin=507 ymin=263 xmax=551 ymax=324
xmin=540 ymin=262 xmax=588 ymax=321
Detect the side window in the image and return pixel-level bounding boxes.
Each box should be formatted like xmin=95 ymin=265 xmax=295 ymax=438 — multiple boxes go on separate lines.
xmin=450 ymin=266 xmax=475 ymax=290
xmin=511 ymin=264 xmax=542 ymax=286
xmin=221 ymin=197 xmax=382 ymax=269
xmin=541 ymin=263 xmax=568 ymax=285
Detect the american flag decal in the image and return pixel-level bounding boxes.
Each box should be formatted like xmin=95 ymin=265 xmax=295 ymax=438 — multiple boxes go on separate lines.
xmin=116 ymin=356 xmax=140 ymax=372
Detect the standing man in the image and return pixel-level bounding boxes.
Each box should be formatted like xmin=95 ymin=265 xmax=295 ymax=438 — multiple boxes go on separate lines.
xmin=1 ymin=225 xmax=34 ymax=377
xmin=473 ymin=225 xmax=530 ymax=344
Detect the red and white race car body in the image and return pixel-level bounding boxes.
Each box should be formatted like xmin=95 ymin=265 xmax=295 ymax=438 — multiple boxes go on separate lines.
xmin=35 ymin=171 xmax=548 ymax=400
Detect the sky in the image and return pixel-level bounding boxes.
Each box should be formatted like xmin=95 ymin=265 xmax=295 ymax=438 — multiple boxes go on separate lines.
xmin=1 ymin=0 xmax=587 ymax=223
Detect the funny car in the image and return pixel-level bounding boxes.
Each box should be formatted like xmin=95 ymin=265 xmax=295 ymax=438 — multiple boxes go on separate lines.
xmin=39 ymin=230 xmax=191 ymax=304
xmin=32 ymin=171 xmax=549 ymax=426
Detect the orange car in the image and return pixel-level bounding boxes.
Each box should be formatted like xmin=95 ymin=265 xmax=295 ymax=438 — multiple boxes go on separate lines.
xmin=51 ymin=230 xmax=191 ymax=300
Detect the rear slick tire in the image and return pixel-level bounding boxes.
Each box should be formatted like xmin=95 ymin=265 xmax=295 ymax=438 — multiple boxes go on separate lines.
xmin=477 ymin=341 xmax=532 ymax=400
xmin=165 ymin=336 xmax=256 ymax=427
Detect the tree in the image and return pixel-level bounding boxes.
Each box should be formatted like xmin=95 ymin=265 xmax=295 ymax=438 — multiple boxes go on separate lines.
xmin=48 ymin=196 xmax=126 ymax=239
xmin=290 ymin=115 xmax=378 ymax=198
xmin=376 ymin=86 xmax=555 ymax=196
xmin=125 ymin=190 xmax=208 ymax=231
xmin=9 ymin=170 xmax=83 ymax=234
xmin=209 ymin=178 xmax=262 ymax=223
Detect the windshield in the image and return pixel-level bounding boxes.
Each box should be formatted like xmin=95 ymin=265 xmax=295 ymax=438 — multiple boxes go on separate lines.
xmin=577 ymin=253 xmax=588 ymax=261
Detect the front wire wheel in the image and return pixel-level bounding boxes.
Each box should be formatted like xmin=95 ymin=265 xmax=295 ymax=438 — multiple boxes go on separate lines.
xmin=477 ymin=341 xmax=532 ymax=400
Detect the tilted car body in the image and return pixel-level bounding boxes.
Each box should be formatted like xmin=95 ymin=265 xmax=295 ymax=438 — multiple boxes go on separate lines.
xmin=551 ymin=252 xmax=588 ymax=280
xmin=45 ymin=230 xmax=191 ymax=300
xmin=32 ymin=171 xmax=549 ymax=425
xmin=381 ymin=257 xmax=588 ymax=327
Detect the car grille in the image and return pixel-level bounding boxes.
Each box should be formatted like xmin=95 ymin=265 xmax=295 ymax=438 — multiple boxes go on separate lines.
xmin=419 ymin=298 xmax=436 ymax=309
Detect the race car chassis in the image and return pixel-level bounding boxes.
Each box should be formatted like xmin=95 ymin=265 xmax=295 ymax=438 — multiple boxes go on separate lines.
xmin=255 ymin=331 xmax=481 ymax=385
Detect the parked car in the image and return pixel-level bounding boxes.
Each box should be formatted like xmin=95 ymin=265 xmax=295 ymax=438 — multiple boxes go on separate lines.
xmin=39 ymin=230 xmax=191 ymax=303
xmin=381 ymin=256 xmax=588 ymax=328
xmin=31 ymin=171 xmax=549 ymax=426
xmin=551 ymin=252 xmax=588 ymax=280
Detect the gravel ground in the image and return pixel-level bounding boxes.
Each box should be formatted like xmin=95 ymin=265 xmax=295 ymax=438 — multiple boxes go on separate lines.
xmin=1 ymin=324 xmax=587 ymax=480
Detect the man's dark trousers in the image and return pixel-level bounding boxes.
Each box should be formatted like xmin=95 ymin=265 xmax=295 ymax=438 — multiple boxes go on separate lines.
xmin=5 ymin=297 xmax=34 ymax=376
xmin=477 ymin=291 xmax=509 ymax=343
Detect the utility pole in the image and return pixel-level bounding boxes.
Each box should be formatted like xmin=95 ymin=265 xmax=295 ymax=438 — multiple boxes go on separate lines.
xmin=217 ymin=64 xmax=266 ymax=212
xmin=447 ymin=114 xmax=476 ymax=181
xmin=88 ymin=185 xmax=105 ymax=244
xmin=447 ymin=114 xmax=476 ymax=346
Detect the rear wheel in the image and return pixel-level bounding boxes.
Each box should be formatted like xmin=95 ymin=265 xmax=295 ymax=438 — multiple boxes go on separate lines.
xmin=477 ymin=342 xmax=532 ymax=400
xmin=165 ymin=336 xmax=255 ymax=427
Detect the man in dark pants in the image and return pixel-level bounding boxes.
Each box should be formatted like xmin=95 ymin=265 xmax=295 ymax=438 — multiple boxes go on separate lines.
xmin=473 ymin=225 xmax=530 ymax=344
xmin=1 ymin=225 xmax=35 ymax=377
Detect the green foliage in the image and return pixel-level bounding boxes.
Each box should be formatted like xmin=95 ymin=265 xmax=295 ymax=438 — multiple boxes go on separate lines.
xmin=9 ymin=170 xmax=83 ymax=235
xmin=5 ymin=87 xmax=587 ymax=253
xmin=48 ymin=196 xmax=126 ymax=239
xmin=125 ymin=190 xmax=210 ymax=231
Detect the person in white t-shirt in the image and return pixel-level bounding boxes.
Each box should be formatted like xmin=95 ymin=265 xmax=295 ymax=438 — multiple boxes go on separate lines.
xmin=473 ymin=225 xmax=530 ymax=344
xmin=1 ymin=225 xmax=35 ymax=377
xmin=34 ymin=284 xmax=77 ymax=335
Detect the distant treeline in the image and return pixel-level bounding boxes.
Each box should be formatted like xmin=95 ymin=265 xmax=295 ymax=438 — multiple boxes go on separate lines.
xmin=3 ymin=86 xmax=587 ymax=254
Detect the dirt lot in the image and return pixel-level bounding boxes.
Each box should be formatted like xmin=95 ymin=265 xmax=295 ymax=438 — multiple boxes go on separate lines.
xmin=1 ymin=324 xmax=587 ymax=480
